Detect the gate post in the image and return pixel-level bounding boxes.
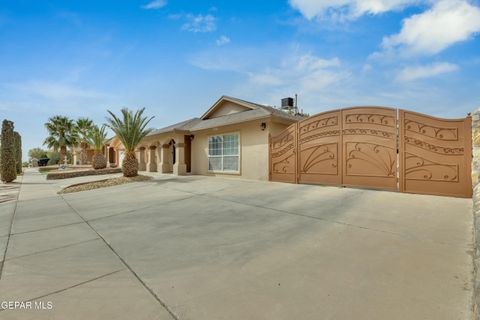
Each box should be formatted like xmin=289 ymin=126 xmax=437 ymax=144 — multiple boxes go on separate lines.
xmin=398 ymin=109 xmax=405 ymax=193
xmin=268 ymin=133 xmax=272 ymax=181
xmin=466 ymin=114 xmax=473 ymax=195
xmin=295 ymin=122 xmax=299 ymax=184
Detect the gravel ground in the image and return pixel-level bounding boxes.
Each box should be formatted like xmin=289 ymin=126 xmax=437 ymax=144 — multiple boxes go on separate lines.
xmin=58 ymin=175 xmax=153 ymax=194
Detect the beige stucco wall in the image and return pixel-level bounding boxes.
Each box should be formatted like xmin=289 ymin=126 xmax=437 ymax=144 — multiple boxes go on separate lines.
xmin=207 ymin=101 xmax=250 ymax=119
xmin=268 ymin=120 xmax=293 ymax=137
xmin=191 ymin=119 xmax=281 ymax=181
xmin=109 ymin=118 xmax=294 ymax=180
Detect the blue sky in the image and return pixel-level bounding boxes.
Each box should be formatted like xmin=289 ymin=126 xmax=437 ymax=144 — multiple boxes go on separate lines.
xmin=1 ymin=0 xmax=479 ymax=160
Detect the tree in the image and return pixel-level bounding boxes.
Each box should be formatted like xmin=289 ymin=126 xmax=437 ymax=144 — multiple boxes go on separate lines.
xmin=88 ymin=125 xmax=108 ymax=169
xmin=75 ymin=118 xmax=94 ymax=165
xmin=28 ymin=148 xmax=47 ymax=161
xmin=1 ymin=120 xmax=17 ymax=182
xmin=106 ymin=108 xmax=154 ymax=177
xmin=43 ymin=116 xmax=77 ymax=165
xmin=14 ymin=131 xmax=22 ymax=174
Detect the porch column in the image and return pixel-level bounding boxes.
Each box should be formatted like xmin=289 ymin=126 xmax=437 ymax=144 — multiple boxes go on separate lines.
xmin=160 ymin=144 xmax=171 ymax=173
xmin=173 ymin=143 xmax=187 ymax=175
xmin=155 ymin=143 xmax=162 ymax=171
xmin=106 ymin=145 xmax=110 ymax=167
xmin=137 ymin=147 xmax=146 ymax=171
xmin=147 ymin=146 xmax=157 ymax=172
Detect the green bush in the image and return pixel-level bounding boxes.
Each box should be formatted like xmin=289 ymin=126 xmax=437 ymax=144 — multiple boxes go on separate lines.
xmin=1 ymin=119 xmax=17 ymax=183
xmin=14 ymin=131 xmax=22 ymax=174
xmin=47 ymin=151 xmax=60 ymax=165
xmin=28 ymin=147 xmax=47 ymax=161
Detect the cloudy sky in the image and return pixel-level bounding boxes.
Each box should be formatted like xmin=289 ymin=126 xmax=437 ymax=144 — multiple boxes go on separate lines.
xmin=1 ymin=0 xmax=479 ymax=159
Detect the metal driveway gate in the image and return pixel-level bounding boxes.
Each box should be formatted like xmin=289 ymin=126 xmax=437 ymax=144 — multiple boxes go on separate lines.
xmin=269 ymin=107 xmax=472 ymax=198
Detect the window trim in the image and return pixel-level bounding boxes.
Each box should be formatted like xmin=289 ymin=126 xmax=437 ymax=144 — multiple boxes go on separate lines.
xmin=207 ymin=132 xmax=241 ymax=174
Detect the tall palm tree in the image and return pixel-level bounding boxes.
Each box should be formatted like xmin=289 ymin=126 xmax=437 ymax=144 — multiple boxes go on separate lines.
xmin=106 ymin=108 xmax=154 ymax=177
xmin=43 ymin=116 xmax=76 ymax=165
xmin=88 ymin=125 xmax=108 ymax=169
xmin=75 ymin=118 xmax=94 ymax=165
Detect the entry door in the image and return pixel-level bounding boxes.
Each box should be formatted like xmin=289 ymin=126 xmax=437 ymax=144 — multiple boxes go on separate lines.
xmin=341 ymin=107 xmax=398 ymax=191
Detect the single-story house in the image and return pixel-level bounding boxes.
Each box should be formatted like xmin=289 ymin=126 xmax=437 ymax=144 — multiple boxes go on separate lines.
xmin=105 ymin=96 xmax=303 ymax=180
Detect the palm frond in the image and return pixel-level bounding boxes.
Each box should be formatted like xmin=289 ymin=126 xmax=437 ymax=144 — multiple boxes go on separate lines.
xmin=105 ymin=108 xmax=154 ymax=153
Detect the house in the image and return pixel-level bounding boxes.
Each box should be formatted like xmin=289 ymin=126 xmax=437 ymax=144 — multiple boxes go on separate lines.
xmin=105 ymin=96 xmax=303 ymax=180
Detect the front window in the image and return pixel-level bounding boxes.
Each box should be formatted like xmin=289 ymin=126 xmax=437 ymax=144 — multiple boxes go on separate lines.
xmin=208 ymin=133 xmax=240 ymax=173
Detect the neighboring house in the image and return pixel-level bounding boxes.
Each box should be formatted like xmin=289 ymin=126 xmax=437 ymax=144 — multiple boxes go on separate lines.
xmin=73 ymin=147 xmax=96 ymax=165
xmin=106 ymin=96 xmax=303 ymax=180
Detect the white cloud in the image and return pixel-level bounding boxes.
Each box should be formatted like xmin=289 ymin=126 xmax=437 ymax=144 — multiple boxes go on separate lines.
xmin=382 ymin=0 xmax=480 ymax=56
xmin=289 ymin=0 xmax=424 ymax=20
xmin=396 ymin=62 xmax=458 ymax=81
xmin=182 ymin=14 xmax=216 ymax=33
xmin=6 ymin=81 xmax=110 ymax=100
xmin=142 ymin=0 xmax=167 ymax=10
xmin=216 ymin=35 xmax=231 ymax=46
xmin=190 ymin=46 xmax=347 ymax=94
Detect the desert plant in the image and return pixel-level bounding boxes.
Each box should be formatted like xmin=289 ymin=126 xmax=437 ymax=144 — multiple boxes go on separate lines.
xmin=75 ymin=118 xmax=94 ymax=165
xmin=106 ymin=108 xmax=154 ymax=177
xmin=14 ymin=131 xmax=22 ymax=174
xmin=44 ymin=116 xmax=77 ymax=165
xmin=88 ymin=125 xmax=108 ymax=169
xmin=1 ymin=120 xmax=17 ymax=182
xmin=28 ymin=147 xmax=47 ymax=161
xmin=47 ymin=151 xmax=60 ymax=165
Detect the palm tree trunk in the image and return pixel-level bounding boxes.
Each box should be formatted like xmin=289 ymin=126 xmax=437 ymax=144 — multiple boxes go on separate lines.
xmin=122 ymin=151 xmax=138 ymax=177
xmin=60 ymin=145 xmax=67 ymax=165
xmin=92 ymin=151 xmax=107 ymax=169
xmin=80 ymin=143 xmax=87 ymax=165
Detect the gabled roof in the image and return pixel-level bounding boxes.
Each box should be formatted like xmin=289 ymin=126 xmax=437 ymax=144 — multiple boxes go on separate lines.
xmin=200 ymin=96 xmax=258 ymax=120
xmin=147 ymin=96 xmax=304 ymax=136
xmin=147 ymin=118 xmax=201 ymax=136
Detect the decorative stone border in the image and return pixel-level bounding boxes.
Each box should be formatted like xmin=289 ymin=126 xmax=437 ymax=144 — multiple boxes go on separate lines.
xmin=471 ymin=109 xmax=480 ymax=319
xmin=46 ymin=167 xmax=122 ymax=180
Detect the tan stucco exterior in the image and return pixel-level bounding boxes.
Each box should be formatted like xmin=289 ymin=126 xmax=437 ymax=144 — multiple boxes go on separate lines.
xmin=206 ymin=101 xmax=251 ymax=118
xmin=191 ymin=119 xmax=270 ymax=180
xmin=107 ymin=96 xmax=300 ymax=181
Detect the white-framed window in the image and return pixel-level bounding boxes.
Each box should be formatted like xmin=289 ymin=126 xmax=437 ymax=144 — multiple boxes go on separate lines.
xmin=208 ymin=133 xmax=240 ymax=173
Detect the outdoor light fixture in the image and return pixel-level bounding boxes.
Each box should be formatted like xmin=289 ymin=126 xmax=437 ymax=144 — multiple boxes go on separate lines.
xmin=261 ymin=122 xmax=267 ymax=130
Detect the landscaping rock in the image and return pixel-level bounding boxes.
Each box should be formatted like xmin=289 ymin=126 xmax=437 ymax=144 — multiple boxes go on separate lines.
xmin=46 ymin=167 xmax=122 ymax=180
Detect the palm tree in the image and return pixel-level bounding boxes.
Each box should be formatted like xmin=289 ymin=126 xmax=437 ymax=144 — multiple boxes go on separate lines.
xmin=75 ymin=118 xmax=94 ymax=165
xmin=44 ymin=116 xmax=76 ymax=165
xmin=88 ymin=125 xmax=108 ymax=169
xmin=106 ymin=108 xmax=154 ymax=177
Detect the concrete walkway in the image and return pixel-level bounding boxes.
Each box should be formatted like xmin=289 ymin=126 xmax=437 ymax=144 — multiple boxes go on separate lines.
xmin=0 ymin=168 xmax=474 ymax=319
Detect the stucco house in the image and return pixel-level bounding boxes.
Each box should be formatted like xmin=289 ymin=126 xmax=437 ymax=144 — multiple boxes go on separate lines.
xmin=104 ymin=96 xmax=302 ymax=180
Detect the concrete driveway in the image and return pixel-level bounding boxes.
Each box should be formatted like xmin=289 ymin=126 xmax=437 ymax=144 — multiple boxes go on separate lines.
xmin=0 ymin=168 xmax=474 ymax=320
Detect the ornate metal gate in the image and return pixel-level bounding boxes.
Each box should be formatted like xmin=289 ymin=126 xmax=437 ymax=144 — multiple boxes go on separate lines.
xmin=269 ymin=123 xmax=297 ymax=183
xmin=269 ymin=107 xmax=472 ymax=198
xmin=399 ymin=110 xmax=472 ymax=198
xmin=298 ymin=110 xmax=342 ymax=186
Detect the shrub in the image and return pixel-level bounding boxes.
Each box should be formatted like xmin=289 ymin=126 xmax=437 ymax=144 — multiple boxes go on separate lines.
xmin=1 ymin=120 xmax=17 ymax=183
xmin=14 ymin=131 xmax=22 ymax=174
xmin=47 ymin=151 xmax=60 ymax=165
xmin=28 ymin=147 xmax=47 ymax=161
